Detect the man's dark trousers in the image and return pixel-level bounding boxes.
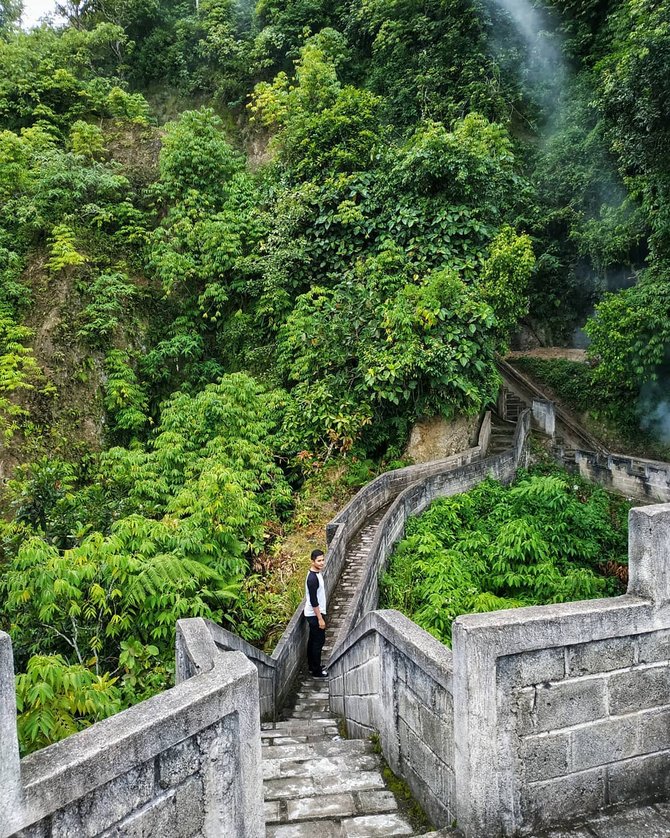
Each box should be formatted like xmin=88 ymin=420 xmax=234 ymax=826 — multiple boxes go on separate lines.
xmin=306 ymin=615 xmax=325 ymax=674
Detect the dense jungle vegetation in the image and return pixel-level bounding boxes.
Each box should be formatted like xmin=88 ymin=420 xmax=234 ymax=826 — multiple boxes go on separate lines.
xmin=0 ymin=0 xmax=668 ymax=752
xmin=380 ymin=467 xmax=631 ymax=644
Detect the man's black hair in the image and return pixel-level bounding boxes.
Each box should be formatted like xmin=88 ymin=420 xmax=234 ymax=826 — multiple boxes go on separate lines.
xmin=311 ymin=548 xmax=325 ymax=561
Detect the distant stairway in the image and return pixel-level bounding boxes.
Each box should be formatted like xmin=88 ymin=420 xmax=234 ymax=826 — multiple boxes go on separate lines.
xmin=322 ymin=504 xmax=390 ymax=664
xmin=488 ymin=415 xmax=517 ymax=455
xmin=499 ymin=387 xmax=527 ymax=422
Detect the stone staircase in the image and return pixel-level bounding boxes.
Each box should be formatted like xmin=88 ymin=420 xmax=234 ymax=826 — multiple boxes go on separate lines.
xmin=323 ymin=503 xmax=390 ymax=662
xmin=488 ymin=415 xmax=517 ymax=455
xmin=500 ymin=387 xmax=527 ymax=422
xmin=261 ymin=502 xmax=439 ymax=837
xmin=262 ymin=679 xmax=418 ymax=837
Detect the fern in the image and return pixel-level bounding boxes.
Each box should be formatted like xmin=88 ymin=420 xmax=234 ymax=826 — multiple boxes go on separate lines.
xmin=380 ymin=467 xmax=631 ymax=646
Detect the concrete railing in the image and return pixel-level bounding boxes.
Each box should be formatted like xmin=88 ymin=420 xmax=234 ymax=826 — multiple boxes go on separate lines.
xmin=571 ymin=449 xmax=670 ymax=504
xmin=332 ymin=409 xmax=531 ymax=653
xmin=197 ymin=411 xmax=492 ymax=720
xmin=0 ymin=621 xmax=264 ymax=838
xmin=328 ymin=610 xmax=456 ymax=827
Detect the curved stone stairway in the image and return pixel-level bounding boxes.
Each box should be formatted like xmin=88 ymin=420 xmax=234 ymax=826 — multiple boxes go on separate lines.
xmin=262 ymin=403 xmax=670 ymax=838
xmin=261 ymin=505 xmax=451 ymax=838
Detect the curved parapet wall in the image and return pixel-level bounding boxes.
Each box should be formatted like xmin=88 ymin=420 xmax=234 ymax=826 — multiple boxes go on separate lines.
xmin=0 ymin=620 xmax=264 ymax=838
xmin=332 ymin=409 xmax=531 ymax=655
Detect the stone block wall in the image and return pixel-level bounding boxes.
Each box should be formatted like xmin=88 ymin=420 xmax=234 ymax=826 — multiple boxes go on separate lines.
xmin=329 ymin=611 xmax=455 ymax=828
xmin=1 ymin=620 xmax=264 ymax=838
xmin=330 ymin=480 xmax=670 ymax=836
xmin=454 ymin=503 xmax=670 ymax=837
xmin=498 ymin=631 xmax=670 ymax=833
xmin=574 ymin=450 xmax=670 ymax=503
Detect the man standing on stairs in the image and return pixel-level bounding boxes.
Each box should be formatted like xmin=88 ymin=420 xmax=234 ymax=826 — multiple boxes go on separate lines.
xmin=304 ymin=548 xmax=328 ymax=678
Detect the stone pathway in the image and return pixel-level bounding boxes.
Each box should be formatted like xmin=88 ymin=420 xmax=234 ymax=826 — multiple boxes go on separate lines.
xmin=262 ymin=678 xmax=417 ymax=837
xmin=323 ymin=504 xmax=390 ymax=663
xmin=262 ymin=503 xmax=423 ymax=837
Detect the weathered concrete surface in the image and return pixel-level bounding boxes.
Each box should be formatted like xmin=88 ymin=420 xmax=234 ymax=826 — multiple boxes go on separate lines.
xmin=262 ymin=666 xmax=414 ymax=837
xmin=531 ymin=801 xmax=670 ymax=837
xmin=532 ymin=399 xmax=555 ymax=436
xmin=329 ymin=610 xmax=455 ymax=828
xmin=628 ymin=505 xmax=670 ymax=605
xmin=0 ymin=632 xmax=21 ymax=830
xmin=2 ymin=624 xmax=264 ymax=838
xmin=575 ymin=451 xmax=670 ymax=505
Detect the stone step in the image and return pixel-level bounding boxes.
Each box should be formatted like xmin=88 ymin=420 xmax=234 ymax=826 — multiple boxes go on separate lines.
xmin=266 ymin=789 xmax=402 ymax=826
xmin=264 ymin=769 xmax=387 ymax=800
xmin=265 ymin=716 xmax=336 ymax=729
xmin=263 ymin=752 xmax=381 ymax=782
xmin=263 ymin=738 xmax=372 ymax=763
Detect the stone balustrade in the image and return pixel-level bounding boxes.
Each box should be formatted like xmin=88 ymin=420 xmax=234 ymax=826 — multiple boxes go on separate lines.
xmin=0 ymin=619 xmax=264 ymax=838
xmin=330 ymin=502 xmax=670 ymax=837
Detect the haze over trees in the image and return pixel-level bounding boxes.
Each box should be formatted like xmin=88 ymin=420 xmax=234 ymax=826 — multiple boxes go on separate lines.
xmin=0 ymin=0 xmax=667 ymax=752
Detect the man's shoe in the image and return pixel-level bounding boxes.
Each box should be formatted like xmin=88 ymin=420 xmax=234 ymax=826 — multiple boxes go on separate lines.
xmin=311 ymin=669 xmax=328 ymax=678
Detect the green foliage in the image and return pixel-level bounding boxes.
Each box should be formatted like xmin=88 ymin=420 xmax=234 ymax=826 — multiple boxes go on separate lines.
xmin=250 ymin=34 xmax=383 ymax=180
xmin=380 ymin=469 xmax=629 ymax=644
xmin=586 ymin=275 xmax=670 ymax=398
xmin=478 ymin=226 xmax=534 ymax=345
xmin=157 ymin=108 xmax=241 ymax=204
xmin=77 ymin=271 xmax=140 ymax=347
xmin=276 ymin=249 xmax=502 ymax=454
xmin=103 ymin=350 xmax=149 ymax=437
xmin=0 ymin=374 xmax=292 ymax=749
xmin=47 ymin=224 xmax=87 ymax=273
xmin=69 ymin=120 xmax=107 ymax=159
xmin=0 ymin=307 xmax=46 ymax=440
xmin=16 ymin=655 xmax=121 ymax=755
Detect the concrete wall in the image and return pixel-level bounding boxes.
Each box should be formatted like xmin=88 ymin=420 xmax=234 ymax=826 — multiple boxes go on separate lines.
xmin=177 ymin=618 xmax=278 ymax=720
xmin=329 ymin=611 xmax=455 ymax=828
xmin=573 ymin=449 xmax=670 ymax=504
xmin=498 ymin=628 xmax=670 ymax=833
xmin=453 ymin=503 xmax=670 ymax=837
xmin=1 ymin=620 xmax=264 ymax=838
xmin=531 ymin=399 xmax=555 ymax=436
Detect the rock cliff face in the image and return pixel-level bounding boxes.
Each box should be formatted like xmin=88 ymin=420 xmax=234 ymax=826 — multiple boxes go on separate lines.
xmin=404 ymin=415 xmax=479 ymax=464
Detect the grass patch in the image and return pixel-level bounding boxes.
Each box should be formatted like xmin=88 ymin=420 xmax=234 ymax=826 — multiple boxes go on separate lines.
xmin=370 ymin=734 xmax=434 ymax=833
